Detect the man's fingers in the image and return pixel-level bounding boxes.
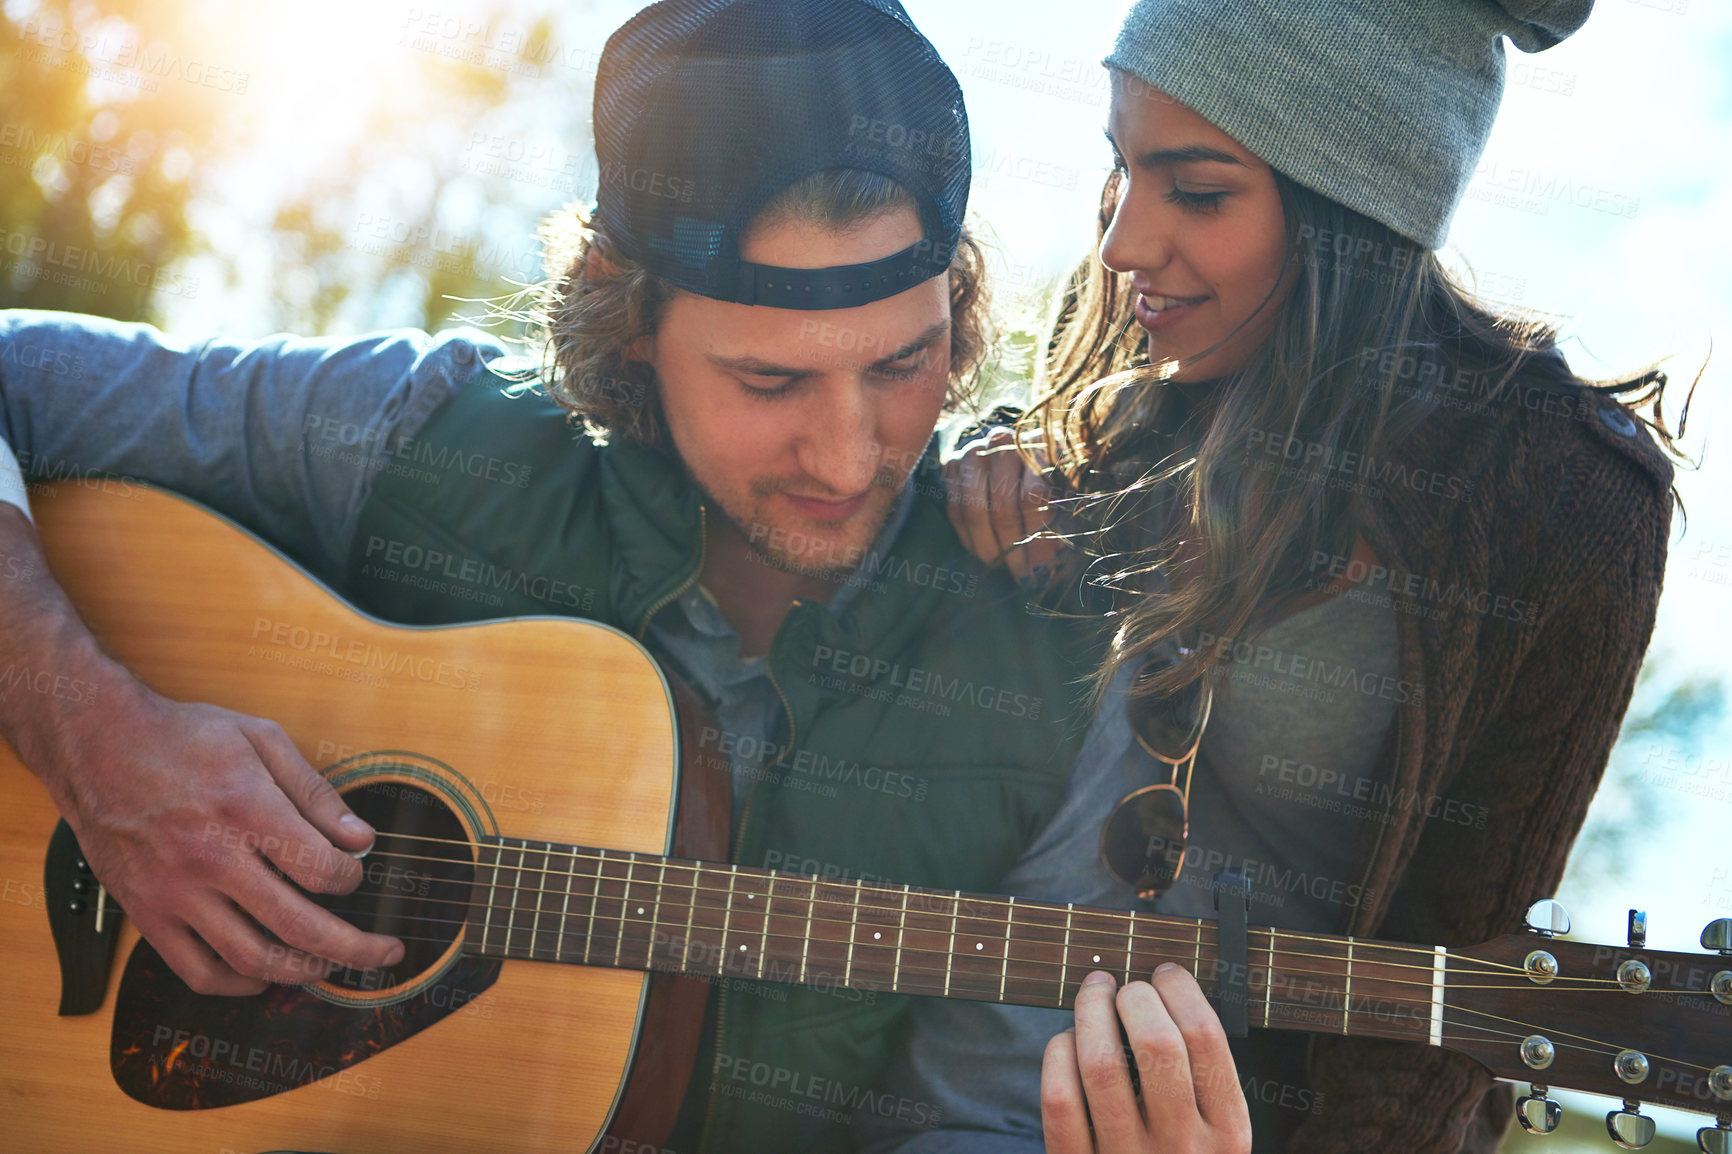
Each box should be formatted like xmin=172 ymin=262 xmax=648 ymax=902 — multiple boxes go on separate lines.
xmin=1073 ymin=971 xmax=1142 ymax=1149
xmin=1041 ymin=1028 xmax=1096 ymax=1154
xmin=143 ymin=915 xmax=270 ymax=997
xmin=248 ymin=721 xmax=372 ymax=851
xmin=1152 ymin=963 xmax=1251 ymax=1134
xmin=225 ymin=860 xmax=404 ymax=979
xmin=1116 ymin=974 xmax=1194 ymax=1133
xmin=246 ymin=724 xmax=368 ymax=895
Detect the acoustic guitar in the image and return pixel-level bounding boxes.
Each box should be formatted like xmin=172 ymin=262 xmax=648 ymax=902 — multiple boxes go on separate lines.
xmin=2 ymin=483 xmax=1729 ymax=1153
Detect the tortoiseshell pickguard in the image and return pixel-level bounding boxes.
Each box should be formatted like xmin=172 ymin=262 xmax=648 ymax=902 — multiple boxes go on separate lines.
xmin=109 ymin=940 xmax=499 ymax=1110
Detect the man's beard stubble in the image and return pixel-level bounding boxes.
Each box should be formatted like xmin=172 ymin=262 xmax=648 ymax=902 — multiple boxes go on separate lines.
xmin=697 ymin=466 xmax=902 ymax=584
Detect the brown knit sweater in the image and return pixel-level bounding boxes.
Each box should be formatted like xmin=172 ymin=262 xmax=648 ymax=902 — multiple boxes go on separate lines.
xmin=1282 ymin=372 xmax=1675 ymax=1153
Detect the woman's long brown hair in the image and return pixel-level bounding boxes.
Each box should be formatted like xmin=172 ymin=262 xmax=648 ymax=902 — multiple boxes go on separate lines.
xmin=1030 ymin=167 xmax=1691 ymax=704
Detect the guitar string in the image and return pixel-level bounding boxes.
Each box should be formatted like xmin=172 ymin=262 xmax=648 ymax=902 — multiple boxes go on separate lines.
xmin=348 ymin=836 xmax=1662 ymax=994
xmin=316 ymin=863 xmax=1714 ymax=1062
xmin=304 ymin=912 xmax=1706 ymax=1078
xmin=355 ymin=830 xmax=1543 ymax=979
xmin=319 ymin=876 xmax=1662 ymax=1005
xmin=350 ymin=833 xmax=1634 ymax=988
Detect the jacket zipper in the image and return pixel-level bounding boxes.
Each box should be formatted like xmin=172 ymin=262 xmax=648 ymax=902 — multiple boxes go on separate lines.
xmin=636 ymin=505 xmax=707 ymax=641
xmin=699 ymin=601 xmax=801 ymax=1153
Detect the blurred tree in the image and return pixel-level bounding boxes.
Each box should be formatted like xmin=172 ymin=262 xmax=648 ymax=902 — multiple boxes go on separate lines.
xmin=253 ymin=8 xmax=592 ymax=337
xmin=0 ymin=0 xmax=230 ymax=320
xmin=3 ymin=0 xmax=597 ymax=337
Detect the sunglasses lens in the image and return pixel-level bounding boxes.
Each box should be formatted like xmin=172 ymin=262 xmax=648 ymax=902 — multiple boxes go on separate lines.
xmin=1127 ymin=676 xmax=1207 ymax=761
xmin=1100 ymin=785 xmax=1188 ymax=899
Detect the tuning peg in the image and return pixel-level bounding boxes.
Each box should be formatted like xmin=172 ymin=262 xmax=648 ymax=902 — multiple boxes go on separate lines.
xmin=1516 ymin=1085 xmax=1561 ymax=1135
xmin=1525 ymin=899 xmax=1571 ymax=938
xmin=1699 ymin=1119 xmax=1731 ymax=1154
xmin=1704 ymin=919 xmax=1732 ymax=955
xmin=1607 ymin=1100 xmax=1656 ymax=1149
xmin=1628 ymin=909 xmax=1647 ymax=949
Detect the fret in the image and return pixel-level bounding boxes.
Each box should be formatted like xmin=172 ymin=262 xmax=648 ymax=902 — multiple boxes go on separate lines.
xmin=1000 ymin=896 xmax=1015 ymax=1002
xmin=504 ymin=841 xmax=526 ymax=957
xmin=800 ymin=877 xmax=815 ymax=983
xmin=1192 ymin=919 xmax=1202 ymax=976
xmin=892 ymin=886 xmax=910 ymax=993
xmin=717 ymin=865 xmax=738 ymax=976
xmin=616 ymin=853 xmax=636 ymax=966
xmin=844 ymin=879 xmax=862 ymax=988
xmin=756 ymin=875 xmax=774 ymax=980
xmin=1343 ymin=937 xmax=1354 ymax=1035
xmin=1124 ymin=911 xmax=1135 ymax=985
xmin=583 ymin=849 xmax=605 ymax=964
xmin=532 ymin=841 xmax=557 ymax=961
xmin=1264 ymin=929 xmax=1275 ymax=1028
xmin=1058 ymin=904 xmax=1074 ymax=1005
xmin=680 ymin=860 xmax=700 ymax=974
xmin=479 ymin=839 xmax=502 ymax=954
xmin=647 ymin=859 xmax=667 ymax=971
xmin=1430 ymin=947 xmax=1447 ymax=1047
xmin=946 ymin=890 xmax=959 ymax=997
xmin=557 ymin=844 xmax=576 ymax=963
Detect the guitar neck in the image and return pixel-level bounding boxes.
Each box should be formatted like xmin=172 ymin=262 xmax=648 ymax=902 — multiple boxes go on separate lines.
xmin=462 ymin=836 xmax=1444 ymax=1049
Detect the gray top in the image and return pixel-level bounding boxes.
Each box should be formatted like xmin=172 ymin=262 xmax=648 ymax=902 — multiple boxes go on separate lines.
xmin=856 ymin=585 xmax=1399 ymax=1152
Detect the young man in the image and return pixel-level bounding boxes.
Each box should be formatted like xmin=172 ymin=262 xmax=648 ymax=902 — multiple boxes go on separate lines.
xmin=0 ymin=2 xmax=1097 ymax=1149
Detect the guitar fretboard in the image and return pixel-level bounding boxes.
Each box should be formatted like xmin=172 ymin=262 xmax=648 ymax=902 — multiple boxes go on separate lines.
xmin=465 ymin=836 xmax=1449 ymax=1047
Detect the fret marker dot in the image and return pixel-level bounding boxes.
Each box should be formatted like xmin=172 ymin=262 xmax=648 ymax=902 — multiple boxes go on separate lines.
xmin=873 ymin=931 xmax=881 ymax=940
xmin=739 ymin=944 xmax=747 ymax=952
xmin=1093 ymin=955 xmax=1101 ymax=963
xmin=976 ymin=942 xmax=984 ymax=951
xmin=636 ymin=907 xmax=645 ymax=916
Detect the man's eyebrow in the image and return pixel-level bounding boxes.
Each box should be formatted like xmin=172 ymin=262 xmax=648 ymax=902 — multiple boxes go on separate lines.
xmin=706 ymin=319 xmax=950 ymax=376
xmin=872 ymin=319 xmax=950 ymax=366
xmin=1103 ymin=128 xmax=1243 ymax=169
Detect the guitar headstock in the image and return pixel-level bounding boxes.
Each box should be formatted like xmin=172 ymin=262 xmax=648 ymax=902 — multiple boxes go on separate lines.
xmin=1448 ymin=905 xmax=1732 ymax=1150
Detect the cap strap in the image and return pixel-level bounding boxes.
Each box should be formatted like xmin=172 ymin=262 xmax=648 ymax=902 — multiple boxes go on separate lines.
xmin=730 ymin=233 xmax=956 ymax=310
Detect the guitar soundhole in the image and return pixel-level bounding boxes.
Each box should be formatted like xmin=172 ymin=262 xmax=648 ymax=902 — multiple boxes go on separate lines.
xmin=311 ymin=781 xmax=476 ymax=995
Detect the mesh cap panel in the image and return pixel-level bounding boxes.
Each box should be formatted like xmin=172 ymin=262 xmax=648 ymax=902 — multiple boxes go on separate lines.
xmin=593 ymin=0 xmax=969 ymax=309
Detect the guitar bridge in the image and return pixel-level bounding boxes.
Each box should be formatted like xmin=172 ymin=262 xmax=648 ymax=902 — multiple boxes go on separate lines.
xmin=44 ymin=819 xmax=123 ymax=1015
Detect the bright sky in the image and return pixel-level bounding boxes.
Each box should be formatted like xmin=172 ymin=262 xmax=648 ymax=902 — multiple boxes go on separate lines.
xmin=133 ymin=0 xmax=1732 ymax=1141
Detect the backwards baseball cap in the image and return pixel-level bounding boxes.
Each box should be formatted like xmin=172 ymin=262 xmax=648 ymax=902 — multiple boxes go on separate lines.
xmin=591 ymin=0 xmax=970 ymax=311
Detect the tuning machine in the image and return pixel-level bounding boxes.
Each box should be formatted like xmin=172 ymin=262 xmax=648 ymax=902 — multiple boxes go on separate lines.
xmin=1699 ymin=1118 xmax=1731 ymax=1154
xmin=1525 ymin=899 xmax=1571 ymax=938
xmin=1607 ymin=1100 xmax=1656 ymax=1149
xmin=1516 ymin=1084 xmax=1561 ymax=1135
xmin=1707 ymin=920 xmax=1732 ymax=1007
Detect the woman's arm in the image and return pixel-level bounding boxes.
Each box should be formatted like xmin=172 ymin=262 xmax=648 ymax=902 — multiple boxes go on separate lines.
xmin=1290 ymin=424 xmax=1674 ymax=1154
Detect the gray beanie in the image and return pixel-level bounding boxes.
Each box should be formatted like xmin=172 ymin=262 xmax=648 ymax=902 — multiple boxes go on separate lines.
xmin=1103 ymin=0 xmax=1593 ymax=248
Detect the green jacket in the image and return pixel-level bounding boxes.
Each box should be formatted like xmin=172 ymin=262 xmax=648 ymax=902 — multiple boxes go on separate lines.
xmin=347 ymin=377 xmax=1098 ymax=1152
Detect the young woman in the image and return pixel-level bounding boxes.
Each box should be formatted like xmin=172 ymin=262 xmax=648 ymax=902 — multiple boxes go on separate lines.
xmin=861 ymin=1 xmax=1685 ymax=1152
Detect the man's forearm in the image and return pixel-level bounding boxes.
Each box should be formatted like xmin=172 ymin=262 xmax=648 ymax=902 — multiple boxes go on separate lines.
xmin=0 ymin=502 xmax=136 ymax=799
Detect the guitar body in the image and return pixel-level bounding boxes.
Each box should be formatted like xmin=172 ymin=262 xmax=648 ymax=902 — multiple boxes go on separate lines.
xmin=0 ymin=484 xmax=685 ymax=1153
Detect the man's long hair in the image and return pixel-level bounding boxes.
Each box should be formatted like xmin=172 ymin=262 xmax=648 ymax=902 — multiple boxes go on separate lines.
xmin=528 ymin=167 xmax=991 ymax=446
